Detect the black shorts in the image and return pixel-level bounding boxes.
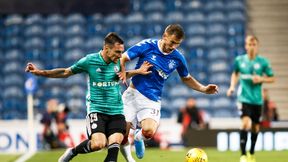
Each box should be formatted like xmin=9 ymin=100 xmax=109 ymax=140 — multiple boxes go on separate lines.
xmin=240 ymin=102 xmax=262 ymax=124
xmin=86 ymin=112 xmax=126 ymax=139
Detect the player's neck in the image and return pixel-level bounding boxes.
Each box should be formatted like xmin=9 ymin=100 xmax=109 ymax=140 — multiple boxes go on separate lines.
xmin=100 ymin=50 xmax=111 ymax=64
xmin=158 ymin=40 xmax=170 ymax=55
xmin=247 ymin=53 xmax=257 ymax=60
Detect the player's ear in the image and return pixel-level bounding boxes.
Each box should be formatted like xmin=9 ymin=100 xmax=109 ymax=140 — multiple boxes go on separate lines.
xmin=162 ymin=32 xmax=167 ymax=39
xmin=103 ymin=44 xmax=110 ymax=51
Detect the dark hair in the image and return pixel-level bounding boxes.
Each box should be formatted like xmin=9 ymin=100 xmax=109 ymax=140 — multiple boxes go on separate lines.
xmin=164 ymin=24 xmax=185 ymax=39
xmin=104 ymin=32 xmax=124 ymax=46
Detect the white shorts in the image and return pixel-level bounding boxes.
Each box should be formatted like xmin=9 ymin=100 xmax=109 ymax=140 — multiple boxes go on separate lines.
xmin=122 ymin=87 xmax=161 ymax=129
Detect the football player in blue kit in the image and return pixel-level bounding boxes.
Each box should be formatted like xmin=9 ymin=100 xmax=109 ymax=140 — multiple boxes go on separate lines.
xmin=118 ymin=24 xmax=218 ymax=162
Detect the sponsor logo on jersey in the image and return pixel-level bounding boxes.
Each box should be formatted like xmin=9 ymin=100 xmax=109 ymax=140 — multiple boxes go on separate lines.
xmin=157 ymin=69 xmax=168 ymax=79
xmin=151 ymin=55 xmax=157 ymax=61
xmin=92 ymin=81 xmax=119 ymax=87
xmin=96 ymin=68 xmax=102 ymax=72
xmin=240 ymin=74 xmax=252 ymax=79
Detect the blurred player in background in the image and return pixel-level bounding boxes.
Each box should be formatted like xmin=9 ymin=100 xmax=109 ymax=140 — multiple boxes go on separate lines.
xmin=119 ymin=24 xmax=218 ymax=161
xmin=56 ymin=103 xmax=74 ymax=148
xmin=227 ymin=35 xmax=275 ymax=162
xmin=261 ymin=88 xmax=279 ymax=128
xmin=177 ymin=97 xmax=209 ymax=146
xmin=40 ymin=99 xmax=66 ymax=149
xmin=25 ymin=32 xmax=152 ymax=162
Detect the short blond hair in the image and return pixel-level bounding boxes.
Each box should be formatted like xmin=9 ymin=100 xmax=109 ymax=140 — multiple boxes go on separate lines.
xmin=246 ymin=35 xmax=259 ymax=43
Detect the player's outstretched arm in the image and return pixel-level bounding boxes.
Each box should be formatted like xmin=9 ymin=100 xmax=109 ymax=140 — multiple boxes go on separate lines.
xmin=181 ymin=75 xmax=218 ymax=94
xmin=125 ymin=61 xmax=153 ymax=79
xmin=226 ymin=72 xmax=239 ymax=97
xmin=25 ymin=62 xmax=74 ymax=78
xmin=119 ymin=53 xmax=130 ymax=84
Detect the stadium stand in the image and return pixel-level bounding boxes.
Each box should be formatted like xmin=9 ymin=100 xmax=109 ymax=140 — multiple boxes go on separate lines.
xmin=0 ymin=0 xmax=246 ymax=119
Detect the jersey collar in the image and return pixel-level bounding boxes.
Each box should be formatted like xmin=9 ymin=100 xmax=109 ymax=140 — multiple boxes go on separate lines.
xmin=98 ymin=50 xmax=109 ymax=65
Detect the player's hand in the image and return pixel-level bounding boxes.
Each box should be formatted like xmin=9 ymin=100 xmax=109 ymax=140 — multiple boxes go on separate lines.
xmin=138 ymin=61 xmax=153 ymax=75
xmin=226 ymin=87 xmax=234 ymax=97
xmin=117 ymin=71 xmax=128 ymax=87
xmin=203 ymin=84 xmax=218 ymax=94
xmin=252 ymin=75 xmax=263 ymax=84
xmin=25 ymin=63 xmax=39 ymax=75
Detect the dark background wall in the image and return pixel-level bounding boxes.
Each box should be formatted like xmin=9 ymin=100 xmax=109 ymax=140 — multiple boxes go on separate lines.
xmin=0 ymin=0 xmax=129 ymax=15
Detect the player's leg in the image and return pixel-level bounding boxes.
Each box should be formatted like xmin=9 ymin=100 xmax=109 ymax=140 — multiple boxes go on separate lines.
xmin=105 ymin=114 xmax=127 ymax=162
xmin=58 ymin=112 xmax=107 ymax=162
xmin=120 ymin=122 xmax=135 ymax=162
xmin=248 ymin=105 xmax=262 ymax=162
xmin=71 ymin=133 xmax=107 ymax=155
xmin=105 ymin=133 xmax=124 ymax=162
xmin=240 ymin=116 xmax=250 ymax=162
xmin=134 ymin=89 xmax=161 ymax=141
xmin=137 ymin=118 xmax=158 ymax=140
xmin=134 ymin=107 xmax=160 ymax=159
xmin=120 ymin=88 xmax=137 ymax=162
xmin=248 ymin=123 xmax=259 ymax=162
xmin=250 ymin=123 xmax=260 ymax=155
xmin=239 ymin=103 xmax=252 ymax=162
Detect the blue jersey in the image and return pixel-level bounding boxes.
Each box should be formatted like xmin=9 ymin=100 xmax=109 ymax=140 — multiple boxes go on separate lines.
xmin=126 ymin=39 xmax=189 ymax=101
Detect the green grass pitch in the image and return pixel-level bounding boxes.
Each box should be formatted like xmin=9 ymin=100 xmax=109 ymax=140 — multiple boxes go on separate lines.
xmin=1 ymin=148 xmax=287 ymax=162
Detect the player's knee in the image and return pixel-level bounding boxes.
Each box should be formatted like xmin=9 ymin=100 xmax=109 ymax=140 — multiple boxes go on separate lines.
xmin=242 ymin=123 xmax=250 ymax=130
xmin=91 ymin=141 xmax=106 ymax=151
xmin=142 ymin=129 xmax=154 ymax=139
xmin=251 ymin=124 xmax=260 ymax=133
xmin=242 ymin=117 xmax=251 ymax=130
xmin=121 ymin=135 xmax=128 ymax=145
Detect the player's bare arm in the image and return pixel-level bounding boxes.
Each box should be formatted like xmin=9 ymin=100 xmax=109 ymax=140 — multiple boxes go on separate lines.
xmin=252 ymin=75 xmax=275 ymax=84
xmin=119 ymin=53 xmax=130 ymax=83
xmin=125 ymin=61 xmax=153 ymax=79
xmin=118 ymin=61 xmax=153 ymax=79
xmin=181 ymin=75 xmax=218 ymax=94
xmin=227 ymin=72 xmax=239 ymax=97
xmin=25 ymin=62 xmax=74 ymax=78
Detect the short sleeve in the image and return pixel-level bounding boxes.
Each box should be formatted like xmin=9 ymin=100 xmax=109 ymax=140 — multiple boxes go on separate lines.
xmin=233 ymin=57 xmax=240 ymax=73
xmin=125 ymin=40 xmax=148 ymax=60
xmin=177 ymin=56 xmax=189 ymax=77
xmin=70 ymin=56 xmax=89 ymax=74
xmin=263 ymin=59 xmax=274 ymax=77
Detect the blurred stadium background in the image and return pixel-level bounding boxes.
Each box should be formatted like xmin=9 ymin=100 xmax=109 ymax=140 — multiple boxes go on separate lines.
xmin=0 ymin=0 xmax=287 ymax=161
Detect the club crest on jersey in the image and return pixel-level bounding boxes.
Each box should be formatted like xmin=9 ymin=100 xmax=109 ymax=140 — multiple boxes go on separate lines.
xmin=114 ymin=65 xmax=120 ymax=73
xmin=254 ymin=63 xmax=260 ymax=70
xmin=168 ymin=60 xmax=176 ymax=69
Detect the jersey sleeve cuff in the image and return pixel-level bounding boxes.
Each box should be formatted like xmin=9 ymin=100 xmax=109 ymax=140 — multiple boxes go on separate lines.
xmin=182 ymin=74 xmax=191 ymax=78
xmin=123 ymin=52 xmax=131 ymax=60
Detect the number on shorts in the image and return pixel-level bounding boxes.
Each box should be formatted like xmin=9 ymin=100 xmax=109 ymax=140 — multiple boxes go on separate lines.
xmin=150 ymin=109 xmax=160 ymax=116
xmin=89 ymin=113 xmax=98 ymax=123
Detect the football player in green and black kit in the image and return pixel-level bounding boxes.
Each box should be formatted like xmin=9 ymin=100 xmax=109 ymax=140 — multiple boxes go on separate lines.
xmin=25 ymin=32 xmax=152 ymax=162
xmin=227 ymin=35 xmax=275 ymax=162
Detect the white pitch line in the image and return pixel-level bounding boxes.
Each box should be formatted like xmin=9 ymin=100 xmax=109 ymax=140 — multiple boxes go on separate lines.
xmin=15 ymin=151 xmax=36 ymax=162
